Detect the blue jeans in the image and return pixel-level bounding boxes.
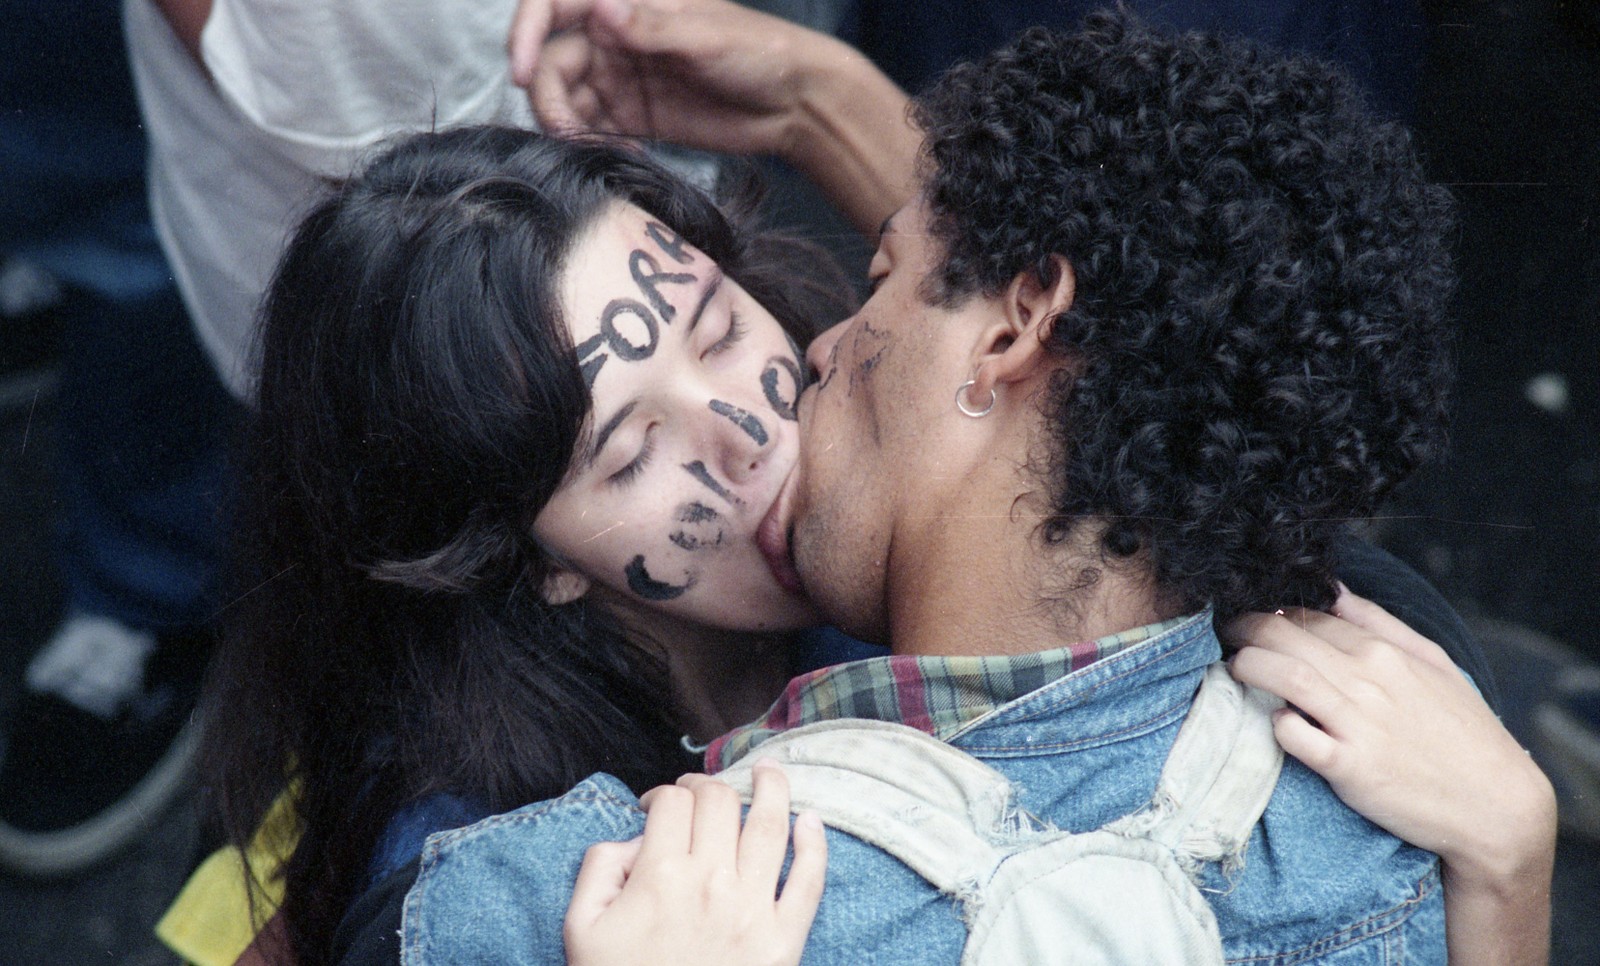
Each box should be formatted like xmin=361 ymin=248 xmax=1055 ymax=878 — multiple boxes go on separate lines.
xmin=2 ymin=0 xmax=240 ymax=634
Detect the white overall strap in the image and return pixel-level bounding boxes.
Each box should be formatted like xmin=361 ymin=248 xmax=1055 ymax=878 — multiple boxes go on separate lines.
xmin=717 ymin=718 xmax=1041 ymax=896
xmin=717 ymin=667 xmax=1283 ymax=966
xmin=959 ymin=663 xmax=1283 ymax=966
xmin=1103 ymin=662 xmax=1286 ymax=874
xmin=960 ymin=830 xmax=1230 ymax=966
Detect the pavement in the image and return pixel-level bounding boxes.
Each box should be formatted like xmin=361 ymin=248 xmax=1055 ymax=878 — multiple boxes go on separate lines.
xmin=0 ymin=1 xmax=1597 ymax=963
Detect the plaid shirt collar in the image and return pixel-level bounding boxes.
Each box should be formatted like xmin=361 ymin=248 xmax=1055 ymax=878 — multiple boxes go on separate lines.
xmin=704 ymin=616 xmax=1192 ymax=773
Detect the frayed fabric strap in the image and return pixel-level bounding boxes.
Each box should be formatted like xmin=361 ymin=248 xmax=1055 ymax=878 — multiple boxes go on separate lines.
xmin=717 ymin=663 xmax=1285 ymax=966
xmin=1102 ymin=663 xmax=1285 ymax=872
xmin=719 ymin=717 xmax=1036 ymax=894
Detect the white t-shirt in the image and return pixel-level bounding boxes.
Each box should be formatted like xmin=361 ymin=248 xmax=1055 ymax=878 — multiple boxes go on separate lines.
xmin=124 ymin=0 xmax=533 ymax=399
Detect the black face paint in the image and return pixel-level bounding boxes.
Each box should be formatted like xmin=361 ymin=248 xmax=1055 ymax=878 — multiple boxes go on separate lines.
xmin=575 ymin=334 xmax=608 ymax=387
xmin=783 ymin=331 xmax=805 ymax=375
xmin=625 ymin=555 xmax=693 ymax=600
xmin=670 ymin=529 xmax=725 ymax=551
xmin=670 ymin=498 xmax=727 ymax=552
xmin=630 ymin=249 xmax=695 ymax=324
xmin=682 ymin=461 xmax=741 ymax=505
xmin=850 ymin=346 xmax=887 ymax=395
xmin=577 ymin=299 xmax=660 ymax=386
xmin=847 ymin=322 xmax=889 ymax=396
xmin=645 ymin=221 xmax=693 ymax=264
xmin=678 ymin=502 xmax=719 ymax=524
xmin=761 ymin=356 xmax=802 ymax=421
xmin=708 ymin=399 xmax=769 ymax=445
xmin=599 ymin=299 xmax=659 ymax=360
xmin=816 ymin=336 xmax=842 ymax=391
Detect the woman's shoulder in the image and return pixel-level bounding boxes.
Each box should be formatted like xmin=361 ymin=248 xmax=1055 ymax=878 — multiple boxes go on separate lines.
xmin=397 ymin=774 xmax=649 ymax=965
xmin=367 ymin=792 xmax=494 ymax=886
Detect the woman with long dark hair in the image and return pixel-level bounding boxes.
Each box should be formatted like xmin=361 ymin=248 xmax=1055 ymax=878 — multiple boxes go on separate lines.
xmin=204 ymin=126 xmax=849 ymax=961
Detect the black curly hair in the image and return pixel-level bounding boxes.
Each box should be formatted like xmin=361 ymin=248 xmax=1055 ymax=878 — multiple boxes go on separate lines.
xmin=912 ymin=12 xmax=1455 ymax=619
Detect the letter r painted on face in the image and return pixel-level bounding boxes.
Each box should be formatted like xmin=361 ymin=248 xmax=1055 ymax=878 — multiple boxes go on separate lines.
xmin=630 ymin=249 xmax=695 ymax=324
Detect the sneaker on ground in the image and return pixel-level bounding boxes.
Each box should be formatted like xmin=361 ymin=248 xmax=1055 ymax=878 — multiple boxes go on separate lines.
xmin=0 ymin=613 xmax=209 ymax=877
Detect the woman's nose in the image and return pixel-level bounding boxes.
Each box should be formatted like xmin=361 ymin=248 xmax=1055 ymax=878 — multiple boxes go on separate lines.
xmin=702 ymin=392 xmax=773 ymax=487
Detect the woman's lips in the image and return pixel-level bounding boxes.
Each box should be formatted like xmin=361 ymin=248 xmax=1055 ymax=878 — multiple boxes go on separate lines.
xmin=756 ymin=471 xmax=804 ymax=596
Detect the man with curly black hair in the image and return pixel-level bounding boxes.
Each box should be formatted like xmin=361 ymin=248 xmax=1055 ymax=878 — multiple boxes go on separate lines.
xmin=878 ymin=15 xmax=1457 ymax=626
xmin=394 ymin=10 xmax=1554 ymax=966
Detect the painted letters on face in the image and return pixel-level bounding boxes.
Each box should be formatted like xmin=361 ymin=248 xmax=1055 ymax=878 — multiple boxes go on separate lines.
xmin=761 ymin=356 xmax=803 ymax=421
xmin=575 ymin=221 xmax=701 ymax=389
xmin=682 ymin=460 xmax=741 ymax=506
xmin=631 ymin=249 xmax=696 ymax=324
xmin=538 ymin=204 xmax=818 ymax=630
xmin=625 ymin=554 xmax=693 ymax=600
xmin=670 ymin=500 xmax=725 ymax=551
xmin=709 ymin=399 xmax=769 ymax=446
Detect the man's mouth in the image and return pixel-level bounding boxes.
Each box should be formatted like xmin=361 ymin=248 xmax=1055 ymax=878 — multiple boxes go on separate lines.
xmin=756 ymin=471 xmax=805 ymax=596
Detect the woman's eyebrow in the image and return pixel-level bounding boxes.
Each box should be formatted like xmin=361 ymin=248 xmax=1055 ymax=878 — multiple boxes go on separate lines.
xmin=684 ymin=270 xmax=723 ymax=335
xmin=584 ymin=400 xmax=637 ymax=468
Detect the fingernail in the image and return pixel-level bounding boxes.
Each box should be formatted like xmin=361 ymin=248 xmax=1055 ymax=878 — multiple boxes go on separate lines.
xmin=798 ymin=811 xmax=822 ymax=831
xmin=754 ymin=756 xmax=782 ymax=771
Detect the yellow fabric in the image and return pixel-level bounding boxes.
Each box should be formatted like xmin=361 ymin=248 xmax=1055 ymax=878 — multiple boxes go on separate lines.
xmin=156 ymin=787 xmax=300 ymax=966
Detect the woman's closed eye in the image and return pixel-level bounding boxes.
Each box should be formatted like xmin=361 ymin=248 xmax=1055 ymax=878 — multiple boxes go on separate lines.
xmin=703 ymin=311 xmax=747 ymax=359
xmin=608 ymin=429 xmax=656 ymax=487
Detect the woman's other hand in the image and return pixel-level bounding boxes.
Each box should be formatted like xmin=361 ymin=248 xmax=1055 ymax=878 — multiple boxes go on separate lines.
xmin=564 ymin=758 xmax=826 ymax=966
xmin=524 ymin=0 xmax=831 ymax=151
xmin=1224 ymin=587 xmax=1556 ymax=966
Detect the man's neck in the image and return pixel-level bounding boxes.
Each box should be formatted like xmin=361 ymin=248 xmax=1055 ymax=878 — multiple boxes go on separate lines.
xmin=885 ymin=503 xmax=1174 ymax=658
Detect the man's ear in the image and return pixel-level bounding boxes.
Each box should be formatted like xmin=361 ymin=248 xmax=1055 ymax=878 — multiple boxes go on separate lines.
xmin=969 ymin=255 xmax=1075 ymax=399
xmin=540 ymin=567 xmax=591 ymax=607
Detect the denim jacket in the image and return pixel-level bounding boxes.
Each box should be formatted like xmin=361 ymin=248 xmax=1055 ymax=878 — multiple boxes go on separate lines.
xmin=399 ymin=613 xmax=1444 ymax=964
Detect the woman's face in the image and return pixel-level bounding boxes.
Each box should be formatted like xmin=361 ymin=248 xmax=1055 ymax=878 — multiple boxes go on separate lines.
xmin=534 ymin=203 xmax=818 ymax=633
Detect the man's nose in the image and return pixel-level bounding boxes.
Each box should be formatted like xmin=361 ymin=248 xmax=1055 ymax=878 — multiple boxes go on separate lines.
xmin=806 ymin=319 xmax=850 ymax=382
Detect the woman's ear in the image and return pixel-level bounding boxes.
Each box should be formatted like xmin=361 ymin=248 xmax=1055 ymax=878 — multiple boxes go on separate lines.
xmin=540 ymin=568 xmax=591 ymax=607
xmin=970 ymin=255 xmax=1075 ymax=398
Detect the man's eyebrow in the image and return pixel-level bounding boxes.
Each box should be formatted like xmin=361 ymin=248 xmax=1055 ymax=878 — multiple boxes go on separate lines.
xmin=685 ymin=270 xmax=723 ymax=335
xmin=584 ymin=400 xmax=637 ymax=468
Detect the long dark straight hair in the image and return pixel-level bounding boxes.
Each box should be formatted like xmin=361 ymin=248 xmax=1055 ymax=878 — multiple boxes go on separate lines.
xmin=201 ymin=127 xmax=853 ymax=962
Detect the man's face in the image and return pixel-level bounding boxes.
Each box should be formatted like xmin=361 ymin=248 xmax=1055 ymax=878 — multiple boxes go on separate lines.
xmin=764 ymin=200 xmax=989 ymax=642
xmin=534 ymin=202 xmax=818 ymax=633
